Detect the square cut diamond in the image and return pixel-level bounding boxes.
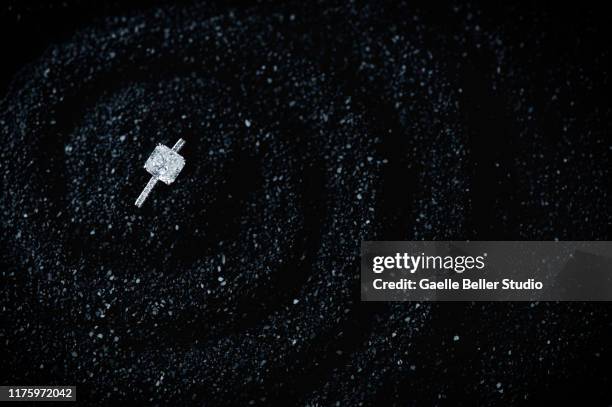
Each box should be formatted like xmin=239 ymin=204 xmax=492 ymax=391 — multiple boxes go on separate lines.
xmin=144 ymin=144 xmax=185 ymax=184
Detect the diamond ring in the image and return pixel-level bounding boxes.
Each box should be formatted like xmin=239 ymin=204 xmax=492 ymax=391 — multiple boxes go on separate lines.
xmin=135 ymin=138 xmax=186 ymax=207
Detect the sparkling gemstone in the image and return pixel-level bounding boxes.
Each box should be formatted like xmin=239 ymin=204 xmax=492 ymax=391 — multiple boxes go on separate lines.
xmin=144 ymin=144 xmax=185 ymax=184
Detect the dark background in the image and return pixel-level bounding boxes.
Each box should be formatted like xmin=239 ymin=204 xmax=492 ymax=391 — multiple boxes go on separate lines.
xmin=1 ymin=1 xmax=611 ymax=405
